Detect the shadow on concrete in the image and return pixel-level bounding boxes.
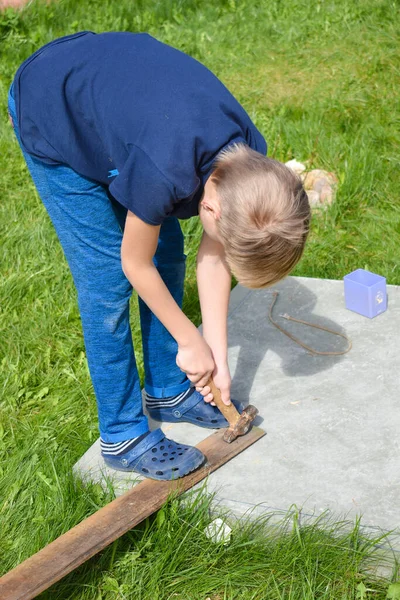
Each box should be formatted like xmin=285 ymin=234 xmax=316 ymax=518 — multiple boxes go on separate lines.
xmin=227 ymin=279 xmax=350 ymax=406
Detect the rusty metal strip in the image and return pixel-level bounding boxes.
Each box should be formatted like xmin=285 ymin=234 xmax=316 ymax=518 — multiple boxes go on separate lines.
xmin=0 ymin=427 xmax=265 ymax=600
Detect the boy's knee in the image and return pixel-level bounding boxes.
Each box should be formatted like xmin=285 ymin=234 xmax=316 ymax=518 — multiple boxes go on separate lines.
xmin=78 ymin=288 xmax=132 ymax=335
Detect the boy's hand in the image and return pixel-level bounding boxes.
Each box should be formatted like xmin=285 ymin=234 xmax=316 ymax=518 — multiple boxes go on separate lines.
xmin=196 ymin=362 xmax=231 ymax=407
xmin=176 ymin=334 xmax=215 ymax=387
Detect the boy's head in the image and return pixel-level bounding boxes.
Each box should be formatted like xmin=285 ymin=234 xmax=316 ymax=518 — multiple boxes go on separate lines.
xmin=199 ymin=143 xmax=311 ymax=289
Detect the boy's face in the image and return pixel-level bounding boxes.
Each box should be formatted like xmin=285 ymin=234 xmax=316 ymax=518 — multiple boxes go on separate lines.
xmin=198 ymin=176 xmax=222 ymax=242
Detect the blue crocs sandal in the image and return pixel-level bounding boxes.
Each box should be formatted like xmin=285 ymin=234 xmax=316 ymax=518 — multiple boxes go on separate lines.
xmin=102 ymin=428 xmax=205 ymax=480
xmin=147 ymin=389 xmax=244 ymax=429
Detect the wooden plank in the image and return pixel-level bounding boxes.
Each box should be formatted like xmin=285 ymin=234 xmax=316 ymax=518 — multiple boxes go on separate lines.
xmin=0 ymin=427 xmax=265 ymax=600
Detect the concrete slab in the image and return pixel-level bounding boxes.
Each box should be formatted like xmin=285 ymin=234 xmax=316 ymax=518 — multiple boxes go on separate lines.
xmin=74 ymin=276 xmax=400 ymax=534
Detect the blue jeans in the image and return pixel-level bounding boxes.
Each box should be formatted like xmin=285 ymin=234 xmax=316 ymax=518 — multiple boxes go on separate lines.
xmin=8 ymin=84 xmax=190 ymax=443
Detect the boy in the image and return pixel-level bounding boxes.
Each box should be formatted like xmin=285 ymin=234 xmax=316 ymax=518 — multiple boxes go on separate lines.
xmin=8 ymin=31 xmax=310 ymax=480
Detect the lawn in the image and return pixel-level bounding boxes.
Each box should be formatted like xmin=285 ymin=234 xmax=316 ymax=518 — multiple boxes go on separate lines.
xmin=1 ymin=0 xmax=400 ymax=598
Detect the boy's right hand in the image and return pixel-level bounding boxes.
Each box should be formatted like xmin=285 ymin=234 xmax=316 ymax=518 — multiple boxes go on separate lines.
xmin=176 ymin=334 xmax=215 ymax=387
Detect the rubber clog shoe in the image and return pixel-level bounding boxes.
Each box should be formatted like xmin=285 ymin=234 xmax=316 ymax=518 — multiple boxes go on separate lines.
xmin=147 ymin=390 xmax=244 ymax=429
xmin=102 ymin=428 xmax=205 ymax=480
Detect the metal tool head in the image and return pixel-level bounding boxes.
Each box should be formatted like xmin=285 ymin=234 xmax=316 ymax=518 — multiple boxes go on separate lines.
xmin=223 ymin=405 xmax=258 ymax=443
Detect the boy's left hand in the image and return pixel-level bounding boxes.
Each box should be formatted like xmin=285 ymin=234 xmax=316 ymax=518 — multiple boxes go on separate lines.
xmin=196 ymin=362 xmax=231 ymax=407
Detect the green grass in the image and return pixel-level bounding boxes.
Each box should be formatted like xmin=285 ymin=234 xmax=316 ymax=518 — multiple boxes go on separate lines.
xmin=1 ymin=0 xmax=400 ymax=597
xmin=22 ymin=488 xmax=399 ymax=600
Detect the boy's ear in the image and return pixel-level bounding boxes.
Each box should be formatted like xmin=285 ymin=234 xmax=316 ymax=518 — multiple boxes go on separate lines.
xmin=200 ymin=198 xmax=221 ymax=220
xmin=201 ymin=176 xmax=222 ymax=220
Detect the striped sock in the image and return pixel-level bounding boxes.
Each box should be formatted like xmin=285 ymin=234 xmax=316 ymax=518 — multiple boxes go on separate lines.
xmin=100 ymin=431 xmax=150 ymax=456
xmin=144 ymin=386 xmax=194 ymax=410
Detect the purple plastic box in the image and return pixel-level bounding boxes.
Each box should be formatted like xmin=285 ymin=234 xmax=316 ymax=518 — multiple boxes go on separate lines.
xmin=343 ymin=268 xmax=387 ymax=318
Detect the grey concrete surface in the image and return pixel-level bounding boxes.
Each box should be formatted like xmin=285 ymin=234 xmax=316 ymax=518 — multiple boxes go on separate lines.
xmin=74 ymin=276 xmax=400 ymax=533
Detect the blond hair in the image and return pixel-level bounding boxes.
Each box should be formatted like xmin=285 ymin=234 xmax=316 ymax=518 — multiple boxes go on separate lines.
xmin=211 ymin=143 xmax=310 ymax=289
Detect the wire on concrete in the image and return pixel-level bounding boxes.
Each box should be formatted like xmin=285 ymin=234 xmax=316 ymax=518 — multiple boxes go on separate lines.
xmin=268 ymin=291 xmax=352 ymax=356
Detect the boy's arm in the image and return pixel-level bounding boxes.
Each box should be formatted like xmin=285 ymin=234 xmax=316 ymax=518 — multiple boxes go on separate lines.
xmin=196 ymin=230 xmax=232 ymax=405
xmin=121 ymin=211 xmax=214 ymax=386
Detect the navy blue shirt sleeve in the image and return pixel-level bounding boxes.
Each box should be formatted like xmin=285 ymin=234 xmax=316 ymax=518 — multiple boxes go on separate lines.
xmin=109 ymin=144 xmax=178 ymax=225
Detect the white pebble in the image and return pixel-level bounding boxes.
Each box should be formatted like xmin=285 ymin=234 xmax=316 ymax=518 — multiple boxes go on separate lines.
xmin=204 ymin=518 xmax=232 ymax=544
xmin=285 ymin=159 xmax=306 ymax=174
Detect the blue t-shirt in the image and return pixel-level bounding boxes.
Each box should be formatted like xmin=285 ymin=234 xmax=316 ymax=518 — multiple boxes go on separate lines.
xmin=13 ymin=31 xmax=267 ymax=225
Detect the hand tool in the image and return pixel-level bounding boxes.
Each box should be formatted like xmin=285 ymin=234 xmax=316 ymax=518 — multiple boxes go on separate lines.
xmin=207 ymin=378 xmax=258 ymax=443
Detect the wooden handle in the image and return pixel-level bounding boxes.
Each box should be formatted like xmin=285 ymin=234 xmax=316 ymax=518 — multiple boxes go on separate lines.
xmin=207 ymin=378 xmax=240 ymax=427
